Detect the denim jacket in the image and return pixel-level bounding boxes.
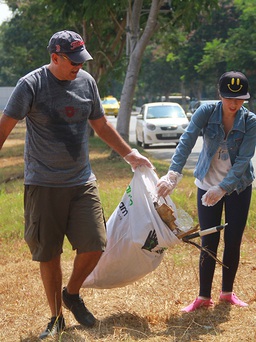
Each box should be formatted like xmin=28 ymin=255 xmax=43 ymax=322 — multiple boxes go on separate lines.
xmin=170 ymin=102 xmax=256 ymax=194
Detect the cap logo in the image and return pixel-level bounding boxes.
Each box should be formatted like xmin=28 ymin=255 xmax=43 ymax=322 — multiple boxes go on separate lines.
xmin=228 ymin=77 xmax=243 ymax=93
xmin=70 ymin=40 xmax=84 ymax=50
xmin=55 ymin=44 xmax=61 ymax=52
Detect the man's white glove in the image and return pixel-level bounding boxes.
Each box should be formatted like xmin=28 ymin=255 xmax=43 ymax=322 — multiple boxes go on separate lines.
xmin=201 ymin=185 xmax=226 ymax=206
xmin=124 ymin=149 xmax=154 ymax=171
xmin=156 ymin=170 xmax=182 ymax=198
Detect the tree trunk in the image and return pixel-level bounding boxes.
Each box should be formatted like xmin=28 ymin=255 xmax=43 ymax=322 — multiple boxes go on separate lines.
xmin=113 ymin=0 xmax=163 ymax=150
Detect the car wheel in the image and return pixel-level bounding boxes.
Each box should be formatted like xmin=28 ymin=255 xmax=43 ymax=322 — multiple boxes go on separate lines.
xmin=142 ymin=135 xmax=150 ymax=149
xmin=136 ymin=134 xmax=142 ymax=147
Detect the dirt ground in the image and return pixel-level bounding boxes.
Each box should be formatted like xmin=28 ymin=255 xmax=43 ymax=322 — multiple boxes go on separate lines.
xmin=0 ymin=121 xmax=255 ymax=341
xmin=0 ymin=233 xmax=255 ymax=342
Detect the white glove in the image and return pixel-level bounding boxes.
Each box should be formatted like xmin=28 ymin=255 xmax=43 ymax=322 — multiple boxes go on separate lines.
xmin=201 ymin=185 xmax=226 ymax=206
xmin=124 ymin=149 xmax=154 ymax=171
xmin=156 ymin=170 xmax=182 ymax=198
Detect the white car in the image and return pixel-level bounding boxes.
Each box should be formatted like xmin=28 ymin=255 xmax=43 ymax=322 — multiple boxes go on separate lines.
xmin=136 ymin=102 xmax=189 ymax=148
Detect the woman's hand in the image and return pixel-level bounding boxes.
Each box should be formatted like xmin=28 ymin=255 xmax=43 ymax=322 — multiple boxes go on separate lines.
xmin=201 ymin=185 xmax=226 ymax=206
xmin=156 ymin=170 xmax=182 ymax=198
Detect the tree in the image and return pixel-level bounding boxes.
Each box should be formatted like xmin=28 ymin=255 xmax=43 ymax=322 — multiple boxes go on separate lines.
xmin=116 ymin=0 xmax=165 ymax=143
xmin=136 ymin=45 xmax=181 ymax=104
xmin=224 ymin=0 xmax=256 ymax=108
xmin=137 ymin=0 xmax=250 ymax=103
xmin=0 ymin=0 xmax=221 ymax=136
xmin=0 ymin=0 xmax=128 ymax=87
xmin=41 ymin=0 xmax=128 ymax=85
xmin=176 ymin=0 xmax=239 ymax=100
xmin=0 ymin=0 xmax=71 ymax=85
xmin=116 ymin=0 xmax=219 ymax=143
xmin=192 ymin=0 xmax=256 ymax=108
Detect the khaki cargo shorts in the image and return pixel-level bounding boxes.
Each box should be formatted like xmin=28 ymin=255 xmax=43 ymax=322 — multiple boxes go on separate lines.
xmin=24 ymin=182 xmax=106 ymax=262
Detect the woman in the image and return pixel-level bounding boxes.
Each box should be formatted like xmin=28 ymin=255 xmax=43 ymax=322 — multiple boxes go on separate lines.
xmin=157 ymin=71 xmax=256 ymax=312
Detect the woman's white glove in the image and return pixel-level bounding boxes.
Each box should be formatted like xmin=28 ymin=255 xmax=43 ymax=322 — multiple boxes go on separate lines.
xmin=156 ymin=170 xmax=182 ymax=198
xmin=201 ymin=185 xmax=226 ymax=206
xmin=124 ymin=149 xmax=154 ymax=171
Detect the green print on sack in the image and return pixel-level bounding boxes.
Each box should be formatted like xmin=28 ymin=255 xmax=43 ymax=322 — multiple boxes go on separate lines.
xmin=126 ymin=184 xmax=133 ymax=206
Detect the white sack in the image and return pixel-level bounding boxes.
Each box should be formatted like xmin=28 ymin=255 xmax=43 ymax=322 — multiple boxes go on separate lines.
xmin=82 ymin=166 xmax=181 ymax=289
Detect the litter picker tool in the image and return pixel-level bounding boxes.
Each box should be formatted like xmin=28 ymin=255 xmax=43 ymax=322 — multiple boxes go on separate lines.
xmin=182 ymin=223 xmax=229 ymax=268
xmin=154 ymin=191 xmax=228 ymax=267
xmin=182 ymin=223 xmax=228 ymax=241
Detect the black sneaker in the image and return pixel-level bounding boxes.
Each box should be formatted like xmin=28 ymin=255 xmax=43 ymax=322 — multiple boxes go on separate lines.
xmin=62 ymin=287 xmax=96 ymax=327
xmin=39 ymin=315 xmax=65 ymax=340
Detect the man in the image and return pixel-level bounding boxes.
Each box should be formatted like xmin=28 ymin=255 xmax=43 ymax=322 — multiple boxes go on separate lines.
xmin=0 ymin=30 xmax=153 ymax=339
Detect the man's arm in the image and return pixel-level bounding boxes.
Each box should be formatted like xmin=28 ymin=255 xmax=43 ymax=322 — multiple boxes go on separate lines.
xmin=89 ymin=116 xmax=132 ymax=157
xmin=0 ymin=114 xmax=19 ymax=150
xmin=89 ymin=116 xmax=153 ymax=170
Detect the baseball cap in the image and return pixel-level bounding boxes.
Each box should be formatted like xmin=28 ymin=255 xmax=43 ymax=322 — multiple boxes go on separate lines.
xmin=218 ymin=71 xmax=250 ymax=99
xmin=47 ymin=30 xmax=93 ymax=63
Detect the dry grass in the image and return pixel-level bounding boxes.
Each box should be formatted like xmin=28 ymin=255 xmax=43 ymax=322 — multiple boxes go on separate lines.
xmin=0 ymin=122 xmax=256 ymax=341
xmin=0 ymin=237 xmax=255 ymax=341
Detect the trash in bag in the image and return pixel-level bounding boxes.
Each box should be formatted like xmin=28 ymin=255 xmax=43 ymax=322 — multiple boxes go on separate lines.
xmin=82 ymin=166 xmax=195 ymax=289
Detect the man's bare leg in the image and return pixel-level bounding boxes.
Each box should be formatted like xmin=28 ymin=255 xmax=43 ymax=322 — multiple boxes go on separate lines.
xmin=67 ymin=250 xmax=102 ymax=294
xmin=62 ymin=250 xmax=103 ymax=327
xmin=40 ymin=254 xmax=62 ymax=317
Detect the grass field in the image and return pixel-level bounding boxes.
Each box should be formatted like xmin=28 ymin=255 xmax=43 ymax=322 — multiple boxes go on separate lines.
xmin=0 ymin=121 xmax=255 ymax=341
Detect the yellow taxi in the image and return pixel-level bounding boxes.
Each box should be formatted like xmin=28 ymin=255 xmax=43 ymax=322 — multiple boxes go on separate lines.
xmin=101 ymin=96 xmax=120 ymax=117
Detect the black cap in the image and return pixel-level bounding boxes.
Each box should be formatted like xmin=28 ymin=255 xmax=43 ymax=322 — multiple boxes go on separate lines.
xmin=218 ymin=71 xmax=250 ymax=100
xmin=47 ymin=30 xmax=93 ymax=63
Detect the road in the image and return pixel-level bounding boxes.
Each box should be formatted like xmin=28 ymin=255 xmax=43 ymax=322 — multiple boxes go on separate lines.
xmin=108 ymin=114 xmax=256 ymax=187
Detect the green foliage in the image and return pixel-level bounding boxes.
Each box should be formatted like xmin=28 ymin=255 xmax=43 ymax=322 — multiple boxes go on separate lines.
xmin=173 ymin=1 xmax=240 ymax=99
xmin=224 ymin=0 xmax=256 ymax=101
xmin=0 ymin=0 xmax=129 ymax=90
xmin=0 ymin=182 xmax=24 ymax=239
xmin=137 ymin=45 xmax=182 ymax=103
xmin=191 ymin=0 xmax=256 ymax=101
xmin=136 ymin=1 xmax=239 ymax=101
xmin=171 ymin=0 xmax=218 ymax=31
xmin=137 ymin=0 xmax=256 ymax=103
xmin=195 ymin=38 xmax=227 ymax=73
xmin=1 ymin=133 xmax=256 ymax=243
xmin=0 ymin=0 xmax=71 ymax=85
xmin=1 ymin=0 xmax=256 ymax=104
xmin=247 ymin=189 xmax=256 ymax=234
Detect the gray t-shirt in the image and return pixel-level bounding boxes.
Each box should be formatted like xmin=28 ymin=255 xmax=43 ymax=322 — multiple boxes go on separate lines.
xmin=4 ymin=65 xmax=104 ymax=187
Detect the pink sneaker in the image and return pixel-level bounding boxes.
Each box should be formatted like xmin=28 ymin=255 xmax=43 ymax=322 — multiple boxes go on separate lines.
xmin=219 ymin=292 xmax=248 ymax=307
xmin=181 ymin=297 xmax=214 ymax=313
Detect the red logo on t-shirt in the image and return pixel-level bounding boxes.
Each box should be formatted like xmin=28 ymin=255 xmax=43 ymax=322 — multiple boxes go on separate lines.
xmin=65 ymin=107 xmax=75 ymax=117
